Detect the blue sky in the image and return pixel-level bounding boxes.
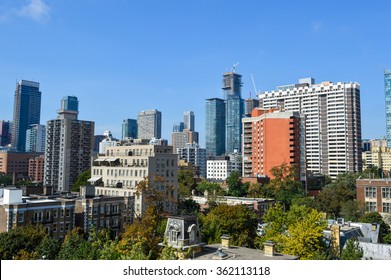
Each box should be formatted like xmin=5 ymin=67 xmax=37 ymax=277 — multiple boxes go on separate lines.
xmin=1 ymin=0 xmax=391 ymax=147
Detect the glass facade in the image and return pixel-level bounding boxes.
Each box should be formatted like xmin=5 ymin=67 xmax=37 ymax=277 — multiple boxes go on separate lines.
xmin=386 ymin=70 xmax=391 ymax=147
xmin=62 ymin=96 xmax=79 ymax=111
xmin=205 ymin=98 xmax=225 ymax=156
xmin=223 ymin=73 xmax=244 ymax=153
xmin=122 ymin=119 xmax=138 ymax=140
xmin=12 ymin=80 xmax=41 ymax=152
xmin=183 ymin=111 xmax=195 ymax=131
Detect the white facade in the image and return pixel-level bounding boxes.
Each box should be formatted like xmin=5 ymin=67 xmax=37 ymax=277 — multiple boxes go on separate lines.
xmin=207 ymin=158 xmax=229 ymax=180
xmin=259 ymin=79 xmax=362 ymax=178
xmin=25 ymin=124 xmax=46 ymax=153
xmin=177 ymin=143 xmax=206 ymax=178
xmin=92 ymin=143 xmax=178 ymax=217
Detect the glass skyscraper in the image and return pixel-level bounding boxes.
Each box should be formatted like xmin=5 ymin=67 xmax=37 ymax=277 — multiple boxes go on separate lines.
xmin=183 ymin=111 xmax=195 ymax=131
xmin=122 ymin=118 xmax=138 ymax=140
xmin=12 ymin=80 xmax=42 ymax=152
xmin=205 ymin=98 xmax=226 ymax=156
xmin=386 ymin=70 xmax=391 ymax=147
xmin=223 ymin=72 xmax=244 ymax=154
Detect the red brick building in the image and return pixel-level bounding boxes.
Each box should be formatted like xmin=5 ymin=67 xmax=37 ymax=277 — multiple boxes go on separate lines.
xmin=356 ymin=179 xmax=391 ymax=214
xmin=242 ymin=108 xmax=306 ymax=182
xmin=28 ymin=154 xmax=45 ymax=183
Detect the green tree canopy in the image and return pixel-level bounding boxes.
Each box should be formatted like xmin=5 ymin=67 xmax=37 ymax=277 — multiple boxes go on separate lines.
xmin=200 ymin=204 xmax=259 ymax=247
xmin=340 ymin=238 xmax=363 ymax=260
xmin=71 ymin=169 xmax=91 ymax=192
xmin=178 ymin=169 xmax=197 ymax=198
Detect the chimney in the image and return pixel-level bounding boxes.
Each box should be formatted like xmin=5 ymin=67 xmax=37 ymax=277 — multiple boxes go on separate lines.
xmin=330 ymin=224 xmax=341 ymax=258
xmin=221 ymin=234 xmax=231 ymax=249
xmin=263 ymin=241 xmax=275 ymax=257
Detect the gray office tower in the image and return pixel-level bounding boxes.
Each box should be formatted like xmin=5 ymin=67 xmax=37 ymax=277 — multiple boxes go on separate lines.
xmin=12 ymin=80 xmax=42 ymax=152
xmin=223 ymin=72 xmax=244 ymax=153
xmin=205 ymin=98 xmax=226 ymax=156
xmin=137 ymin=109 xmax=162 ymax=140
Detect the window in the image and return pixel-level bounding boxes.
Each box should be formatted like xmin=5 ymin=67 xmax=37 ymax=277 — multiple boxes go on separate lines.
xmin=383 ymin=203 xmax=391 ymax=213
xmin=366 ymin=201 xmax=377 ymax=212
xmin=170 ymin=230 xmax=178 ymax=243
xmin=34 ymin=212 xmax=43 ymax=222
xmin=53 ymin=210 xmax=58 ymax=218
xmin=46 ymin=211 xmax=51 ymax=221
xmin=365 ymin=187 xmax=376 ymax=198
xmin=382 ymin=188 xmax=391 ymax=199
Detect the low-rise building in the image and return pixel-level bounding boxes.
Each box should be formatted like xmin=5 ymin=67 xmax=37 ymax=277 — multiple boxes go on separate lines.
xmin=356 ymin=179 xmax=391 ymax=215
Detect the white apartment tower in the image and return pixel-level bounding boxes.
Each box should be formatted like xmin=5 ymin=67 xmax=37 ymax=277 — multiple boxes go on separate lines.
xmin=91 ymin=141 xmax=178 ymax=217
xmin=258 ymin=78 xmax=362 ymax=178
xmin=44 ymin=96 xmax=94 ymax=192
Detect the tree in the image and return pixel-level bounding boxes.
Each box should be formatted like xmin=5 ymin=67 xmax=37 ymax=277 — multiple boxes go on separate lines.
xmin=35 ymin=235 xmax=60 ymax=260
xmin=0 ymin=224 xmax=46 ymax=260
xmin=260 ymin=203 xmax=327 ymax=259
xmin=266 ymin=163 xmax=304 ymax=208
xmin=226 ymin=171 xmax=247 ymax=197
xmin=339 ymin=200 xmax=365 ymax=222
xmin=177 ymin=198 xmax=200 ymax=215
xmin=57 ymin=227 xmax=94 ymax=260
xmin=281 ymin=208 xmax=327 ymax=259
xmin=0 ymin=172 xmax=12 ymax=185
xmin=196 ymin=179 xmax=225 ymax=196
xmin=315 ymin=181 xmax=356 ymax=218
xmin=341 ymin=238 xmax=363 ymax=260
xmin=71 ymin=169 xmax=91 ymax=192
xmin=200 ymin=204 xmax=259 ymax=247
xmin=178 ymin=169 xmax=197 ymax=198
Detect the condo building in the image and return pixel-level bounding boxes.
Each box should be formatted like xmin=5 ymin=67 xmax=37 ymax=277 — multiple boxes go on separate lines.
xmin=242 ymin=108 xmax=306 ymax=182
xmin=205 ymin=98 xmax=226 ymax=156
xmin=137 ymin=109 xmax=162 ymax=140
xmin=91 ymin=141 xmax=178 ymax=217
xmin=44 ymin=96 xmax=94 ymax=192
xmin=259 ymin=78 xmax=362 ymax=178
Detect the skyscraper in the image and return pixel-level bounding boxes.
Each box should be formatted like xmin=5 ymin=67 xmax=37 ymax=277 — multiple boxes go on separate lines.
xmin=0 ymin=121 xmax=12 ymax=147
xmin=183 ymin=111 xmax=195 ymax=131
xmin=122 ymin=119 xmax=138 ymax=140
xmin=44 ymin=96 xmax=94 ymax=192
xmin=137 ymin=109 xmax=162 ymax=140
xmin=12 ymin=80 xmax=42 ymax=152
xmin=223 ymin=72 xmax=244 ymax=154
xmin=205 ymin=98 xmax=226 ymax=156
xmin=61 ymin=95 xmax=79 ymax=111
xmin=172 ymin=122 xmax=184 ymax=133
xmin=25 ymin=124 xmax=46 ymax=153
xmin=385 ymin=70 xmax=391 ymax=147
xmin=259 ymin=78 xmax=362 ymax=178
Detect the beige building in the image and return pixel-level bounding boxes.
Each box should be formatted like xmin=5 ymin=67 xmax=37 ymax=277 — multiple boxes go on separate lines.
xmin=171 ymin=129 xmax=199 ymax=152
xmin=0 ymin=187 xmax=76 ymax=240
xmin=92 ymin=141 xmax=178 ymax=217
xmin=362 ymin=146 xmax=391 ymax=173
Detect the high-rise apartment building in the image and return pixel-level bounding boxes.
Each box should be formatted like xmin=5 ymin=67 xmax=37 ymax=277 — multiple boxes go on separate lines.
xmin=0 ymin=121 xmax=12 ymax=147
xmin=12 ymin=80 xmax=41 ymax=152
xmin=385 ymin=70 xmax=391 ymax=147
xmin=223 ymin=72 xmax=244 ymax=154
xmin=28 ymin=154 xmax=45 ymax=183
xmin=44 ymin=96 xmax=94 ymax=192
xmin=183 ymin=111 xmax=195 ymax=131
xmin=242 ymin=108 xmax=306 ymax=182
xmin=122 ymin=119 xmax=138 ymax=140
xmin=172 ymin=129 xmax=199 ymax=152
xmin=177 ymin=143 xmax=206 ymax=178
xmin=61 ymin=96 xmax=78 ymax=111
xmin=259 ymin=78 xmax=362 ymax=178
xmin=205 ymin=98 xmax=226 ymax=156
xmin=137 ymin=109 xmax=162 ymax=140
xmin=244 ymin=98 xmax=260 ymax=117
xmin=25 ymin=124 xmax=46 ymax=153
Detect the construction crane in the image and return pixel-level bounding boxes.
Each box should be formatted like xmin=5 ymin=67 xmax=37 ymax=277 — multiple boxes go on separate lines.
xmin=232 ymin=62 xmax=239 ymax=73
xmin=251 ymin=73 xmax=258 ymax=97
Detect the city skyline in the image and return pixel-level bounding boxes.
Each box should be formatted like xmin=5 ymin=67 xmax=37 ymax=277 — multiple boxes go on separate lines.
xmin=1 ymin=1 xmax=391 ymax=146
